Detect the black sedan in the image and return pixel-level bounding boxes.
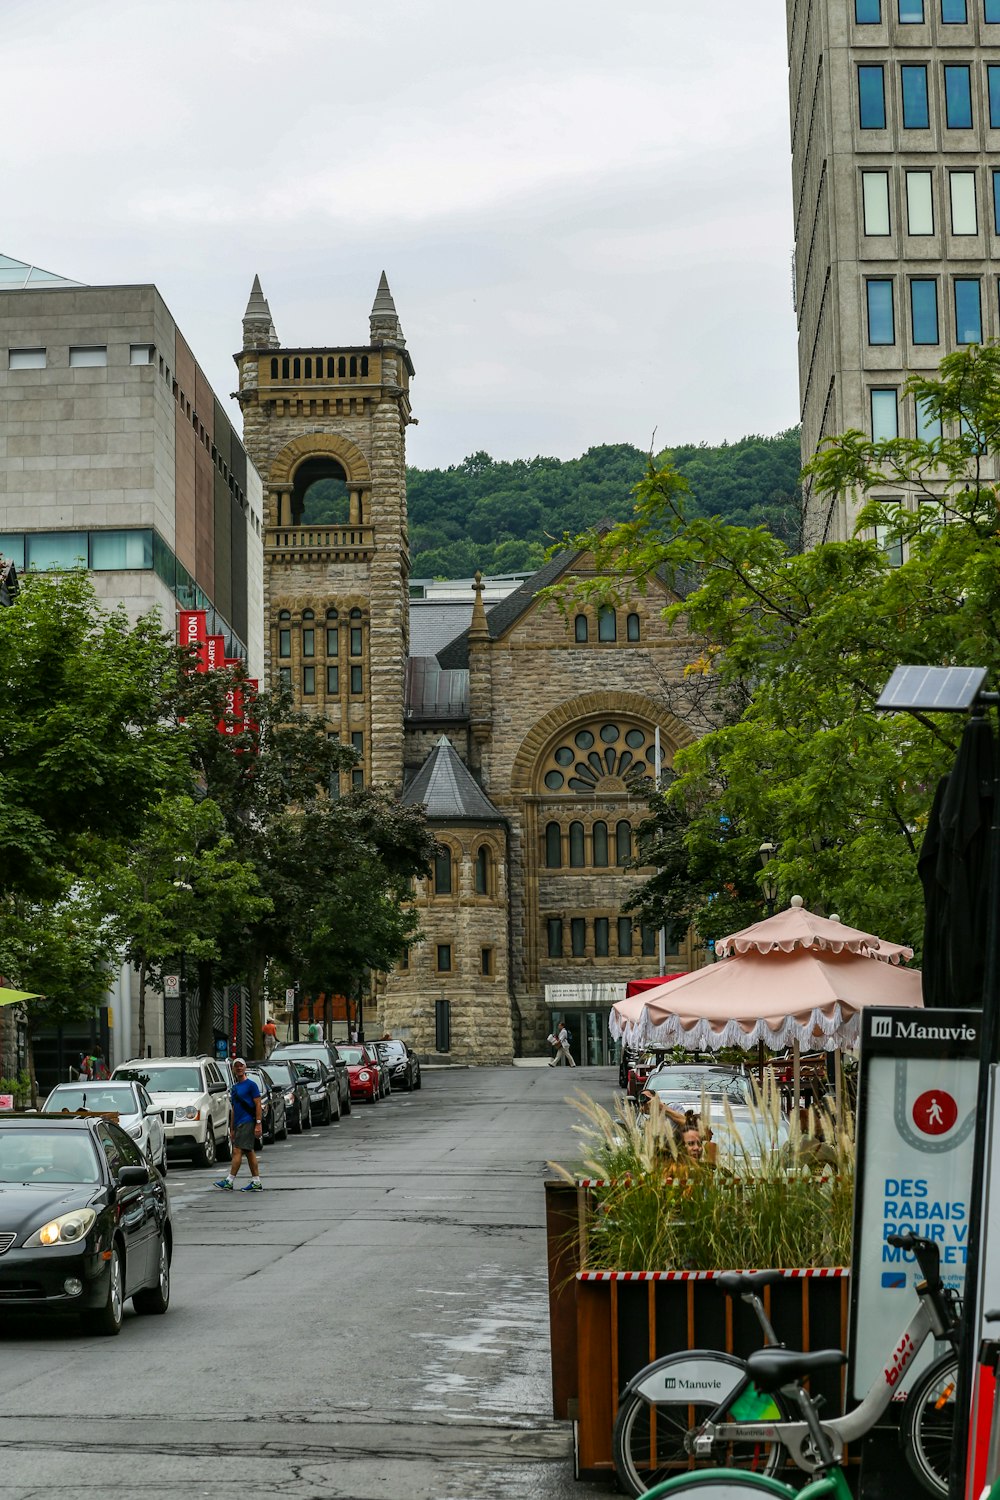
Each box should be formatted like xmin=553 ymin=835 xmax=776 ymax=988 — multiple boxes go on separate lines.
xmin=289 ymin=1058 xmax=340 ymax=1125
xmin=250 ymin=1058 xmax=311 ymax=1133
xmin=374 ymin=1039 xmax=421 ymax=1092
xmin=245 ymin=1066 xmax=288 ymax=1145
xmin=0 ymin=1114 xmax=172 ymax=1335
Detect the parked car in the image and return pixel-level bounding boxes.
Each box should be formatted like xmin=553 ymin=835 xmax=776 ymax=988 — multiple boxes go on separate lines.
xmin=248 ymin=1057 xmax=311 ymax=1133
xmin=373 ymin=1039 xmax=421 ymax=1092
xmin=333 ymin=1044 xmax=382 ymax=1103
xmin=0 ymin=1113 xmax=172 ymax=1333
xmin=112 ymin=1056 xmax=232 ymax=1168
xmin=637 ymin=1064 xmax=754 ymax=1112
xmin=271 ymin=1043 xmax=351 ymax=1115
xmin=245 ymin=1065 xmax=288 ymax=1144
xmin=42 ymin=1081 xmax=168 ymax=1175
xmin=288 ymin=1058 xmax=340 ymax=1125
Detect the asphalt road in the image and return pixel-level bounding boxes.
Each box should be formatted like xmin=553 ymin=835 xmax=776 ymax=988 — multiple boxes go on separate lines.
xmin=0 ymin=1064 xmax=618 ymax=1500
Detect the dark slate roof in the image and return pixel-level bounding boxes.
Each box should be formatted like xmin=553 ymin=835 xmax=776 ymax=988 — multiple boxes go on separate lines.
xmin=405 ymin=657 xmax=469 ymax=721
xmin=402 ymin=736 xmax=505 ymax=823
xmin=409 ymin=600 xmax=475 ymax=658
xmin=436 ymin=549 xmax=575 ymax=669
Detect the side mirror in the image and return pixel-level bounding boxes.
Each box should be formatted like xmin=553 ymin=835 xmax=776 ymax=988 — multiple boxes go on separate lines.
xmin=119 ymin=1164 xmax=151 ymax=1186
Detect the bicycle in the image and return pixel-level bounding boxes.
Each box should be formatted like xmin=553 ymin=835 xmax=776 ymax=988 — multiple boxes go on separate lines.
xmin=612 ymin=1231 xmax=959 ymax=1497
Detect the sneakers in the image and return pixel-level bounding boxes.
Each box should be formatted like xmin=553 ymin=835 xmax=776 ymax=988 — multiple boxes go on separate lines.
xmin=240 ymin=1179 xmax=263 ymax=1191
xmin=215 ymin=1178 xmax=233 ymax=1190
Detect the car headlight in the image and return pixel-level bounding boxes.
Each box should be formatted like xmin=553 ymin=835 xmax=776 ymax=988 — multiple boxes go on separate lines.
xmin=127 ymin=1124 xmax=144 ymax=1139
xmin=24 ymin=1208 xmax=97 ymax=1248
xmin=175 ymin=1106 xmax=201 ymax=1121
xmin=284 ymin=1090 xmax=295 ymax=1105
xmin=358 ymin=1071 xmax=370 ymax=1082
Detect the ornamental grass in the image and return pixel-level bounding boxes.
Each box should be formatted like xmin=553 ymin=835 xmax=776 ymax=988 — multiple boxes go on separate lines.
xmin=550 ymin=1074 xmax=854 ymax=1272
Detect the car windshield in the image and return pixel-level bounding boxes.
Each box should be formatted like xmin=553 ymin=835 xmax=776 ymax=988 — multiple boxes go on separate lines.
xmin=115 ymin=1066 xmax=202 ymax=1093
xmin=293 ymin=1060 xmax=321 ymax=1080
xmin=0 ymin=1128 xmax=101 ymax=1183
xmin=259 ymin=1062 xmax=295 ymax=1086
xmin=378 ymin=1043 xmax=405 ymax=1059
xmin=646 ymin=1072 xmax=749 ymax=1100
xmin=44 ymin=1086 xmax=137 ymax=1115
xmin=336 ymin=1048 xmax=365 ymax=1065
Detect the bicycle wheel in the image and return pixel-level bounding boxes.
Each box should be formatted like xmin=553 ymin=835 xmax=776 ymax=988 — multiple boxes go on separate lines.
xmin=900 ymin=1350 xmax=957 ymax=1498
xmin=631 ymin=1472 xmax=796 ymax=1498
xmin=613 ymin=1350 xmax=791 ymax=1498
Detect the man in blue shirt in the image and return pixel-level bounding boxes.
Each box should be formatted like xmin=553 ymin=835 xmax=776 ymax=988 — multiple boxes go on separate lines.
xmin=216 ymin=1058 xmax=263 ymax=1191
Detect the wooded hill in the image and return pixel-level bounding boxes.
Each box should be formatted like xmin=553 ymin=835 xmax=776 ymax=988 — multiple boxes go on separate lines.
xmin=406 ymin=430 xmax=803 ymax=579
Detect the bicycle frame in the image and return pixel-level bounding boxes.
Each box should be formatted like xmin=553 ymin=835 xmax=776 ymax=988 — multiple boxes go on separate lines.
xmin=639 ymin=1468 xmax=854 ymax=1498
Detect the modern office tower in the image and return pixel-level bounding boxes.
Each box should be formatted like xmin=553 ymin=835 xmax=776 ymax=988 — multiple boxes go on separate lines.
xmin=0 ymin=254 xmax=264 ymax=674
xmin=787 ymin=0 xmax=1000 ymax=545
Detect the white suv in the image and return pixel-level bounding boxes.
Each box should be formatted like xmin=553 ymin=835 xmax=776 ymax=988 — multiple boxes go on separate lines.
xmin=112 ymin=1056 xmax=232 ymax=1168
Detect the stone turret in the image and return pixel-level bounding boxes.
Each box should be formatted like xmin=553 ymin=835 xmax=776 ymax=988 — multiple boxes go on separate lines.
xmin=369 ymin=271 xmax=405 ymax=348
xmin=243 ymin=274 xmax=279 ymax=349
xmin=468 ymin=572 xmax=492 ymax=764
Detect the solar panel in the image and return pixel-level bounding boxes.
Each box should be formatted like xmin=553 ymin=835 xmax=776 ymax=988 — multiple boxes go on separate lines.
xmin=876 ymin=664 xmax=987 ymax=712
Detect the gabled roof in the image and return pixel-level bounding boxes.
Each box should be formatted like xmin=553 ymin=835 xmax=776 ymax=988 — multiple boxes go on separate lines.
xmin=403 ymin=736 xmax=505 ymax=824
xmin=437 ymin=549 xmax=575 ymax=669
xmin=0 ymin=253 xmax=83 ymax=291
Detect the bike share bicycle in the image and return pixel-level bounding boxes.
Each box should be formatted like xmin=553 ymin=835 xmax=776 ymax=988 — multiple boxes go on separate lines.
xmin=613 ymin=1231 xmax=959 ymax=1497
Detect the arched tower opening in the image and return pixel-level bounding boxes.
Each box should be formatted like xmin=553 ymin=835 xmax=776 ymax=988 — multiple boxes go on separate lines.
xmin=292 ymin=456 xmax=350 ymax=525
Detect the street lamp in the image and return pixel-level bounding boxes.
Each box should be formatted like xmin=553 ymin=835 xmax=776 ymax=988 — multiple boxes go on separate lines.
xmin=758 ymin=841 xmax=779 ymax=916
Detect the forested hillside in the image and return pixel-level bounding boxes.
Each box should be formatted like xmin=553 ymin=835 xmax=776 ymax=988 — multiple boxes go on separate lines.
xmin=406 ymin=430 xmax=802 ymax=579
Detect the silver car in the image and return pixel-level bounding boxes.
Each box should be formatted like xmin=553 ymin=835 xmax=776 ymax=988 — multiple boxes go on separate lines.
xmin=42 ymin=1080 xmax=168 ymax=1174
xmin=112 ymin=1056 xmax=232 ymax=1169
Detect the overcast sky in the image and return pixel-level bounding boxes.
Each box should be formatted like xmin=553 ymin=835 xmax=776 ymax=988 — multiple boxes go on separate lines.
xmin=5 ymin=0 xmax=797 ymax=470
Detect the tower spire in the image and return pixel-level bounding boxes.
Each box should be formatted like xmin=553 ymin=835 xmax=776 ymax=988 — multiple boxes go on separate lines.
xmin=242 ymin=273 xmax=278 ymax=349
xmin=370 ymin=270 xmax=405 ymax=347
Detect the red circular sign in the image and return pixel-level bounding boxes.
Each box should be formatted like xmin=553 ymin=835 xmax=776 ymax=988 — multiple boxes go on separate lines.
xmin=912 ymin=1090 xmax=958 ymax=1136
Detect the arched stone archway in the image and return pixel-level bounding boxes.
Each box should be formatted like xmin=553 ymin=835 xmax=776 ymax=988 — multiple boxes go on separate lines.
xmin=267 ymin=433 xmax=372 ymax=528
xmin=269 ymin=432 xmax=371 ymax=489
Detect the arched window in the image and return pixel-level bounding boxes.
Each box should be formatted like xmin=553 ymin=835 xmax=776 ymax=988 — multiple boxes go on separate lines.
xmin=270 ymin=358 xmax=278 ymax=379
xmin=326 ymin=357 xmax=335 ymax=377
xmin=304 ymin=357 xmax=312 ymax=378
xmin=592 ymin=821 xmax=609 ymax=867
xmin=349 ymin=355 xmax=358 ymax=377
xmin=616 ymin=820 xmax=632 ymax=866
xmin=293 ymin=357 xmax=301 ymax=379
xmin=326 ymin=607 xmax=338 ymax=620
xmin=338 ymin=356 xmax=346 ymax=377
xmin=360 ymin=355 xmax=369 ymax=376
xmin=292 ymin=456 xmax=349 ymax=525
xmin=475 ymin=845 xmax=491 ymax=895
xmin=349 ymin=608 xmax=363 ymax=656
xmin=627 ymin=613 xmax=640 ymax=641
xmin=574 ymin=614 xmax=588 ymax=643
xmin=433 ymin=848 xmax=453 ymax=896
xmin=569 ymin=822 xmax=586 ymax=867
xmin=278 ymin=609 xmax=291 ymax=660
xmin=545 ymin=822 xmax=562 ymax=868
xmin=281 ymin=357 xmax=289 ymax=379
xmin=598 ymin=606 xmax=617 ymax=642
xmin=302 ymin=609 xmax=314 ymax=620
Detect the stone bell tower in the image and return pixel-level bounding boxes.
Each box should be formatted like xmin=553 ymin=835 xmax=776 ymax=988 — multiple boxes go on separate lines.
xmin=235 ymin=273 xmax=413 ymax=789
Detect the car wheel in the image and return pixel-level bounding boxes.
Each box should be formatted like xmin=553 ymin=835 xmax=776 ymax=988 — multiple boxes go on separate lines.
xmin=332 ymin=1092 xmax=342 ymax=1123
xmin=82 ymin=1242 xmax=124 ymax=1336
xmin=278 ymin=1111 xmax=289 ymax=1140
xmin=303 ymin=1104 xmax=312 ymax=1130
xmin=217 ymin=1125 xmax=233 ymax=1162
xmin=159 ymin=1147 xmax=168 ymax=1175
xmin=133 ymin=1234 xmax=170 ymax=1316
xmin=194 ymin=1127 xmax=216 ymax=1169
xmin=342 ymin=1091 xmax=351 ymax=1116
xmin=414 ymin=1072 xmax=422 ymax=1090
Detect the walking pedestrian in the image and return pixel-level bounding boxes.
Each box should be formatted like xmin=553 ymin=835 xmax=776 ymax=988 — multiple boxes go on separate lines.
xmin=262 ymin=1015 xmax=278 ymax=1057
xmin=215 ymin=1058 xmax=263 ymax=1191
xmin=554 ymin=1021 xmax=576 ymax=1067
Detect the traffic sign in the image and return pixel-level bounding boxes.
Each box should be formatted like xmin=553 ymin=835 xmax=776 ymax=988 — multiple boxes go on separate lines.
xmin=164 ymin=975 xmax=180 ymax=998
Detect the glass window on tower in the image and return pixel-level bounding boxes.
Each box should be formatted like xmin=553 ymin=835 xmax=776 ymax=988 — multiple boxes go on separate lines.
xmin=950 ymin=172 xmax=978 ymax=233
xmin=988 ymin=67 xmax=1000 ymax=128
xmin=944 ymin=66 xmax=972 ymax=129
xmin=862 ymin=172 xmax=891 ymax=235
xmin=988 ymin=0 xmax=1000 ymax=20
xmin=993 ymin=172 xmax=1000 ymax=233
xmin=941 ymin=0 xmax=966 ymax=19
xmin=856 ymin=0 xmax=881 ymax=17
xmin=916 ymin=397 xmax=943 ymax=441
xmin=867 ymin=279 xmax=895 ymax=344
xmin=859 ymin=66 xmax=887 ymax=128
xmin=871 ymin=389 xmax=899 ymax=441
xmin=954 ymin=279 xmax=983 ymax=343
xmin=910 ymin=280 xmax=940 ymax=344
xmin=906 ymin=171 xmax=934 ymax=234
xmin=898 ymin=0 xmax=923 ymax=18
xmin=901 ymin=66 xmax=930 ymax=129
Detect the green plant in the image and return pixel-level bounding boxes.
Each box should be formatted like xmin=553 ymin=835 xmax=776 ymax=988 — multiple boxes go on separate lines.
xmin=551 ymin=1077 xmax=854 ymax=1271
xmin=0 ymin=1071 xmax=32 ymax=1109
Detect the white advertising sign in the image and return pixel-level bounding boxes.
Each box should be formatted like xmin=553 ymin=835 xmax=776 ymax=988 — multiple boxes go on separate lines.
xmin=849 ymin=1008 xmax=979 ymax=1401
xmin=164 ymin=975 xmax=180 ymax=998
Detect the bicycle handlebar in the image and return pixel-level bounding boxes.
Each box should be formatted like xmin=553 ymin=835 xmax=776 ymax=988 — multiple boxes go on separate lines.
xmin=886 ymin=1231 xmax=942 ymax=1286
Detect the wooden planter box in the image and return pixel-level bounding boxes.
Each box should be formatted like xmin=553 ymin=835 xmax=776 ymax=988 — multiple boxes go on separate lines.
xmin=543 ymin=1179 xmax=850 ymax=1482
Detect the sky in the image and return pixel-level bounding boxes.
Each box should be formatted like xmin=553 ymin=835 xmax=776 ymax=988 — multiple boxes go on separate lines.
xmin=4 ymin=0 xmax=798 ymax=470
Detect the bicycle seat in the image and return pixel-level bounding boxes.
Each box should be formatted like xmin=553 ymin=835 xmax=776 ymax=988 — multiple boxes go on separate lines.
xmin=717 ymin=1269 xmax=784 ymax=1296
xmin=746 ymin=1347 xmax=847 ymax=1393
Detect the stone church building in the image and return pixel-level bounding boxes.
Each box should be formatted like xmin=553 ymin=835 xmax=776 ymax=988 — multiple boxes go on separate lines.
xmin=236 ymin=274 xmax=709 ymax=1064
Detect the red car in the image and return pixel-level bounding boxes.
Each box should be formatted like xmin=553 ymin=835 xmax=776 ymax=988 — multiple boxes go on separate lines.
xmin=334 ymin=1044 xmax=382 ymax=1103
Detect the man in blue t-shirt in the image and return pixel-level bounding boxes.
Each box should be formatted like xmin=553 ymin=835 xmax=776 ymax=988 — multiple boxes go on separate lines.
xmin=216 ymin=1058 xmax=263 ymax=1191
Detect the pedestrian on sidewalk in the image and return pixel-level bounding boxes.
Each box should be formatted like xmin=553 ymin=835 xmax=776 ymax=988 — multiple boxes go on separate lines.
xmin=216 ymin=1058 xmax=263 ymax=1191
xmin=262 ymin=1015 xmax=278 ymax=1057
xmin=554 ymin=1021 xmax=576 ymax=1067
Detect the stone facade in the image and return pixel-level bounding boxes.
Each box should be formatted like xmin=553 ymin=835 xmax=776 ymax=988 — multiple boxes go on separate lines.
xmin=243 ymin=276 xmax=710 ymax=1066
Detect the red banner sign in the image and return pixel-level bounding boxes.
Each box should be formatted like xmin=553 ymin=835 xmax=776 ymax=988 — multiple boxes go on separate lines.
xmin=178 ymin=611 xmax=209 ymax=672
xmin=204 ymin=635 xmax=226 ymax=671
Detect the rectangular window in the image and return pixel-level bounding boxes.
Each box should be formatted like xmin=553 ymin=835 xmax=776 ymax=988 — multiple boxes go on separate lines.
xmin=547 ymin=919 xmax=563 ymax=959
xmin=0 ymin=534 xmax=25 ymax=571
xmin=617 ymin=916 xmax=633 ymax=958
xmin=906 ymin=171 xmax=934 ymax=234
xmin=571 ymin=918 xmax=587 ymax=958
xmin=989 ymin=67 xmax=1000 ymax=128
xmin=480 ymin=947 xmax=492 ymax=976
xmin=955 ymin=278 xmax=983 ymax=342
xmin=279 ymin=667 xmax=291 ymax=688
xmin=326 ymin=627 xmax=339 ymax=655
xmin=988 ymin=0 xmax=1000 ymax=19
xmin=25 ymin=532 xmax=88 ymax=570
xmin=433 ymin=849 xmax=452 ymax=895
xmin=859 ymin=66 xmax=887 ymax=128
xmin=898 ymin=0 xmax=923 ymax=17
xmin=129 ymin=344 xmax=154 ymax=365
xmin=302 ymin=628 xmax=315 ymax=657
xmin=436 ymin=944 xmax=452 ymax=974
xmin=594 ymin=917 xmax=610 ymax=957
xmin=916 ymin=397 xmax=943 ymax=440
xmin=901 ymin=66 xmax=930 ymax=128
xmin=950 ymin=171 xmax=978 ymax=233
xmin=399 ymin=947 xmax=409 ymax=972
xmin=326 ymin=665 xmax=339 ymax=693
xmin=351 ymin=768 xmax=364 ymax=789
xmin=944 ymin=66 xmax=973 ymax=128
xmin=350 ymin=664 xmax=363 ymax=694
xmin=941 ymin=0 xmax=966 ymax=18
xmin=640 ymin=924 xmax=658 ymax=958
xmin=875 ymin=525 xmax=904 ymax=568
xmin=856 ymin=0 xmax=881 ymax=16
xmin=867 ymin=279 xmax=895 ymax=343
xmin=862 ymin=171 xmax=891 ymax=234
xmin=993 ymin=172 xmax=1000 ymax=232
xmin=910 ymin=280 xmax=940 ymax=343
xmin=8 ymin=348 xmax=45 ymax=369
xmin=871 ymin=389 xmax=899 ymax=441
xmin=301 ymin=666 xmax=314 ymax=694
xmin=350 ymin=626 xmax=362 ymax=655
xmin=89 ymin=529 xmax=153 ymax=570
xmin=68 ymin=346 xmax=107 ymax=367
xmin=278 ymin=629 xmax=291 ymax=658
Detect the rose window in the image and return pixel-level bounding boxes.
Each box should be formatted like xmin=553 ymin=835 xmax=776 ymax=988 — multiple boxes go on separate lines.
xmin=539 ymin=722 xmax=672 ymax=794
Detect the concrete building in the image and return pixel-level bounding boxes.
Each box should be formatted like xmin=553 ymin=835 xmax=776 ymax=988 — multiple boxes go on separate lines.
xmin=0 ymin=253 xmax=264 ymax=675
xmin=240 ymin=275 xmax=713 ymax=1066
xmin=786 ymin=0 xmax=1000 ymax=545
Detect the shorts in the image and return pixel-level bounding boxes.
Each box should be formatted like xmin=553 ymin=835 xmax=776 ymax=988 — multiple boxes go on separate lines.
xmin=233 ymin=1121 xmax=257 ymax=1151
